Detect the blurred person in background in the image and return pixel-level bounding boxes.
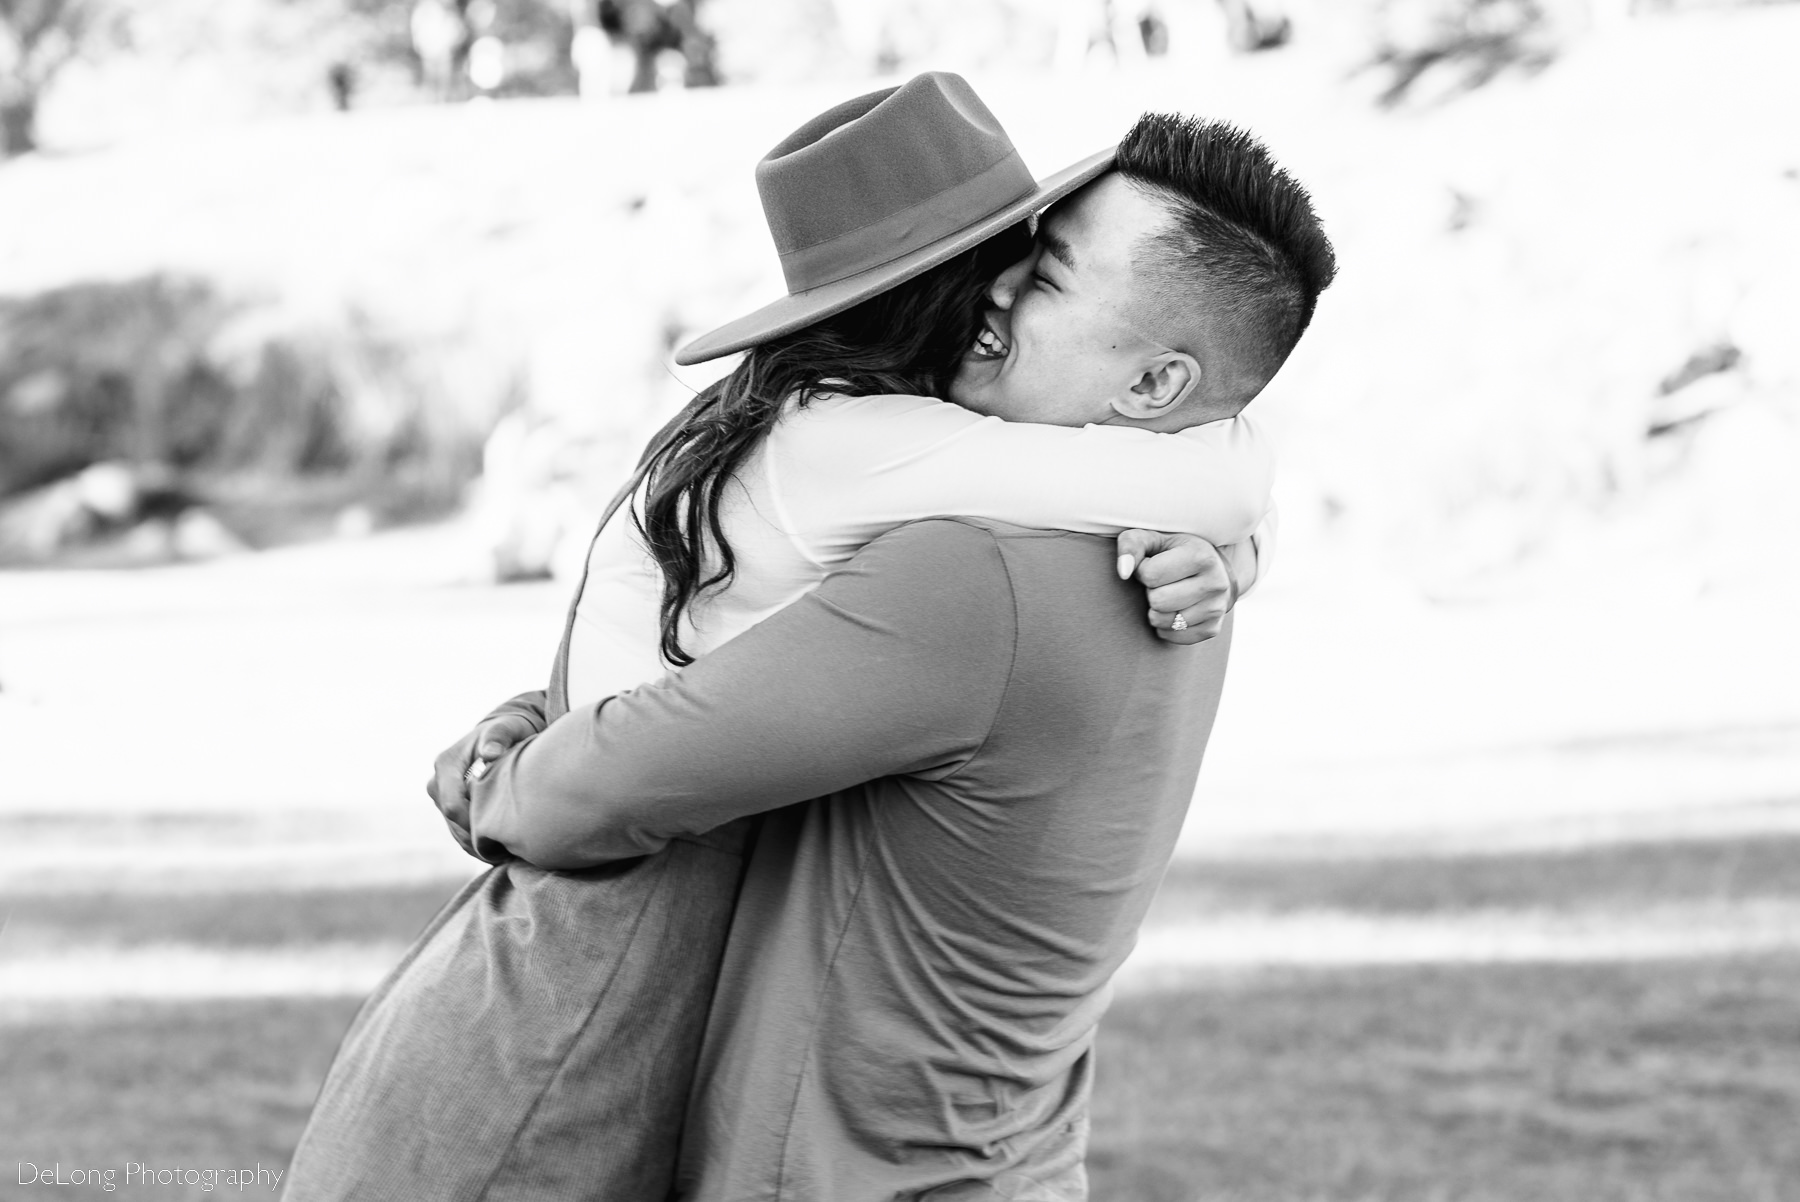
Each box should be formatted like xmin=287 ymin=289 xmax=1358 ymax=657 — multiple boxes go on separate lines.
xmin=326 ymin=61 xmax=358 ymax=111
xmin=1057 ymin=0 xmax=1291 ymax=69
xmin=598 ymin=0 xmax=720 ymax=93
xmin=569 ymin=0 xmax=616 ymax=98
xmin=465 ymin=0 xmax=505 ymax=95
xmin=411 ymin=0 xmax=465 ymax=100
xmin=284 ymin=72 xmax=1330 ymax=1201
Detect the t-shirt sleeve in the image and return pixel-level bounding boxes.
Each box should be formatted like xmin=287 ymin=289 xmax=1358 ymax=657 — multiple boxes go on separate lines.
xmin=770 ymin=393 xmax=1275 ymax=560
xmin=465 ymin=519 xmax=1017 ymax=868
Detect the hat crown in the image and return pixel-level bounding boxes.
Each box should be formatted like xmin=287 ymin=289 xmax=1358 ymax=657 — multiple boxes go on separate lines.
xmin=754 ymin=72 xmax=1037 ymax=294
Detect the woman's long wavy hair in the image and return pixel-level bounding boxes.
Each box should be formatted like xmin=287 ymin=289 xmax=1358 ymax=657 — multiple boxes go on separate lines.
xmin=633 ymin=220 xmax=1033 ymax=666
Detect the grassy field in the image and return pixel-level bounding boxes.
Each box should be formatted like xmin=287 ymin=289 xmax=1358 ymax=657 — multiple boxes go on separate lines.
xmin=6 ymin=958 xmax=1797 ymax=1201
xmin=1093 ymin=958 xmax=1800 ymax=1202
xmin=1148 ymin=834 xmax=1800 ymax=918
xmin=5 ymin=833 xmax=1799 ymax=1201
xmin=3 ymin=998 xmax=361 ymax=1172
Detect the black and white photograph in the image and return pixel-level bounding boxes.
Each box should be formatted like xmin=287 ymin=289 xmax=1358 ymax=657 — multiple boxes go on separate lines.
xmin=2 ymin=0 xmax=1797 ymax=1198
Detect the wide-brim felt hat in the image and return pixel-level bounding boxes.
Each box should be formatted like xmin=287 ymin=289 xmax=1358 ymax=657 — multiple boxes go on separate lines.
xmin=675 ymin=72 xmax=1115 ymax=366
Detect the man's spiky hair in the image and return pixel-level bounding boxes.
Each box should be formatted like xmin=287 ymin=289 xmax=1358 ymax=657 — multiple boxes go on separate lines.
xmin=1115 ymin=114 xmax=1337 ymax=399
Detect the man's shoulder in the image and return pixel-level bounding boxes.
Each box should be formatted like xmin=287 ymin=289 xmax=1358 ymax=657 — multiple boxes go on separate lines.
xmin=846 ymin=518 xmax=1013 ymax=587
xmin=914 ymin=522 xmax=1198 ymax=668
xmin=855 ymin=519 xmax=1124 ymax=642
xmin=825 ymin=519 xmax=1020 ymax=635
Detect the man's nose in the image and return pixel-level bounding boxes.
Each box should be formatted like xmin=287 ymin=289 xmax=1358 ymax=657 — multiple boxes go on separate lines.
xmin=988 ymin=247 xmax=1039 ymax=310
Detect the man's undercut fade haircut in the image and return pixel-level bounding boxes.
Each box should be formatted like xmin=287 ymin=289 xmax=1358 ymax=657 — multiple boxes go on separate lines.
xmin=1116 ymin=114 xmax=1337 ymax=398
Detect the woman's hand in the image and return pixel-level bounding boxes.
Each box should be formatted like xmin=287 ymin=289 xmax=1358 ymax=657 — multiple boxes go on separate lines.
xmin=1115 ymin=529 xmax=1255 ymax=645
xmin=426 ymin=691 xmax=548 ymax=859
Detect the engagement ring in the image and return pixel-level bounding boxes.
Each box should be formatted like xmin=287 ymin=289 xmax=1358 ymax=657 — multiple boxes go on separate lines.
xmin=464 ymin=758 xmax=491 ymax=784
xmin=1170 ymin=612 xmax=1188 ymax=631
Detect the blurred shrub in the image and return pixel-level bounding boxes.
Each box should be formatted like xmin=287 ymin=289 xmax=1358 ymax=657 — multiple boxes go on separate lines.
xmin=0 ymin=276 xmax=231 ymax=493
xmin=0 ymin=274 xmax=489 ymax=542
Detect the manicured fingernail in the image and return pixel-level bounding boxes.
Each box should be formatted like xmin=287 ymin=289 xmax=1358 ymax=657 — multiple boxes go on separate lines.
xmin=1117 ymin=554 xmax=1134 ymax=580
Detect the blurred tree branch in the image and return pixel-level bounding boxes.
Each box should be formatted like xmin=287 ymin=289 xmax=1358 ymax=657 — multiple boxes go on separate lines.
xmin=0 ymin=0 xmax=123 ymax=156
xmin=1367 ymin=0 xmax=1557 ymax=106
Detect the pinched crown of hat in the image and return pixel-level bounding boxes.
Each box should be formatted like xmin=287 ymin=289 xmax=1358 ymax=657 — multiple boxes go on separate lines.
xmin=676 ymin=72 xmax=1115 ymax=365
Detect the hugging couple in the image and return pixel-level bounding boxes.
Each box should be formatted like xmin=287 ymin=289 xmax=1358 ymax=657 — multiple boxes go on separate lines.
xmin=284 ymin=71 xmax=1335 ymax=1201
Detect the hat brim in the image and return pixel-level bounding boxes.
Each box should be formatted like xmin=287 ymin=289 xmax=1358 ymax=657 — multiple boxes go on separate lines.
xmin=674 ymin=146 xmax=1117 ymax=367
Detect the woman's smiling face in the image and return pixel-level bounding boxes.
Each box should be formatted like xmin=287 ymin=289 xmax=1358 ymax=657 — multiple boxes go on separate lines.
xmin=949 ymin=173 xmax=1174 ymax=428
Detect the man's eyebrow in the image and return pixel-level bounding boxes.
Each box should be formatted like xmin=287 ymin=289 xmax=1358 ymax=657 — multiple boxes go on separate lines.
xmin=1038 ymin=228 xmax=1077 ymax=271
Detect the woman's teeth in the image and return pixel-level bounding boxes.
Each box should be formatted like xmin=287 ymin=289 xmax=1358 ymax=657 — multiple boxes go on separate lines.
xmin=973 ymin=327 xmax=1008 ymax=360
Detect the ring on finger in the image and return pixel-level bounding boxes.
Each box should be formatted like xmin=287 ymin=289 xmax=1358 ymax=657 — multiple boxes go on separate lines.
xmin=1171 ymin=611 xmax=1188 ymax=631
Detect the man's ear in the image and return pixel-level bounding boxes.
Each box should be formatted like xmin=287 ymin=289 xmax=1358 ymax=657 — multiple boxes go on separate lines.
xmin=1111 ymin=352 xmax=1200 ymax=421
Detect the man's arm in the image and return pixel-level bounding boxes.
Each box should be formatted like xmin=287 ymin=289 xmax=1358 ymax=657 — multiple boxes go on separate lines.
xmin=465 ymin=519 xmax=1018 ymax=869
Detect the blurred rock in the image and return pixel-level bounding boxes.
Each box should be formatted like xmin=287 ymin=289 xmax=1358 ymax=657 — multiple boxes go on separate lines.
xmin=172 ymin=508 xmax=249 ymax=559
xmin=0 ymin=474 xmax=92 ymax=560
xmin=2 ymin=462 xmax=141 ymax=560
xmin=0 ymin=459 xmax=237 ymax=565
xmin=74 ymin=461 xmax=141 ymax=523
xmin=333 ymin=505 xmax=377 ymax=540
xmin=121 ymin=518 xmax=178 ymax=561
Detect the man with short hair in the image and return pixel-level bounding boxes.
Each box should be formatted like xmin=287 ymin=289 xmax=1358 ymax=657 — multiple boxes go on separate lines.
xmin=956 ymin=114 xmax=1335 ymax=435
xmin=463 ymin=112 xmax=1334 ymax=1198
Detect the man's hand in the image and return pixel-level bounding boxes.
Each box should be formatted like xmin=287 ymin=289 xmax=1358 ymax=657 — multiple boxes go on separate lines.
xmin=426 ymin=692 xmax=548 ymax=860
xmin=1115 ymin=530 xmax=1256 ymax=645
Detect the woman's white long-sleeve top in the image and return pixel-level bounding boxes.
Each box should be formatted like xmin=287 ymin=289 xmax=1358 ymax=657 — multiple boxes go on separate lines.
xmin=565 ymin=392 xmax=1274 ymax=708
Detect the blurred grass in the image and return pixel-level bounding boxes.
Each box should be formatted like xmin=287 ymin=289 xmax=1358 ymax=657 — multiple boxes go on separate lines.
xmin=5 ymin=958 xmax=1796 ymax=1199
xmin=0 ymin=880 xmax=463 ymax=949
xmin=7 ymin=837 xmax=1800 ymax=1198
xmin=1150 ymin=832 xmax=1800 ymax=920
xmin=1090 ymin=957 xmax=1800 ymax=1202
xmin=8 ymin=833 xmax=1794 ymax=950
xmin=0 ymin=998 xmax=363 ymax=1168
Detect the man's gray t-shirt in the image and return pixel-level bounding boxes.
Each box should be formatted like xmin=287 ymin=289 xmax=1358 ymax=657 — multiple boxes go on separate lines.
xmin=470 ymin=518 xmax=1232 ymax=1200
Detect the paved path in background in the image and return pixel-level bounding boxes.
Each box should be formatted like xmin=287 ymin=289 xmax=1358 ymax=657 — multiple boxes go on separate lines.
xmin=8 ymin=899 xmax=1800 ymax=1008
xmin=3 ymin=522 xmax=1797 ymax=894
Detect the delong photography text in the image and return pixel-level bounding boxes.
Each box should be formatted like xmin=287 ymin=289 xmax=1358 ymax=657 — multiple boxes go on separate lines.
xmin=16 ymin=1162 xmax=286 ymax=1193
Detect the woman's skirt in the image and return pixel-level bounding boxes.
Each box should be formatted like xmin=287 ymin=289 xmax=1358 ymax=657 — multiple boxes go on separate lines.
xmin=282 ymin=823 xmax=749 ymax=1201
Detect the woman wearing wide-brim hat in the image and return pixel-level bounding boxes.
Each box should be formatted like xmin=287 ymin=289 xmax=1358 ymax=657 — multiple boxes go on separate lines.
xmin=283 ymin=72 xmax=1267 ymax=1201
